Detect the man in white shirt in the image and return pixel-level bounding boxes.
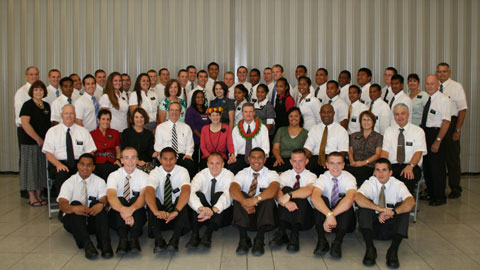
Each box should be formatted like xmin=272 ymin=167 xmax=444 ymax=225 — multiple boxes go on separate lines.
xmin=155 ymin=68 xmax=170 ymax=101
xmin=236 ymin=66 xmax=252 ymax=90
xmin=206 ymin=62 xmax=220 ymax=91
xmin=154 ymin=102 xmax=196 ymax=177
xmin=223 ymin=71 xmax=236 ymax=99
xmin=229 ymin=103 xmax=270 ymax=174
xmin=357 ymin=68 xmax=372 ymax=104
xmin=186 ymin=153 xmax=234 ymax=249
xmin=270 ymin=149 xmax=316 ymax=252
xmin=44 ymin=69 xmax=62 ymax=105
xmin=177 ymin=69 xmax=189 ymax=101
xmin=314 ymin=68 xmax=328 ymax=103
xmin=121 ymin=73 xmax=132 ymax=94
xmin=58 ymin=153 xmax=113 ymax=259
xmin=263 ymin=67 xmax=275 ymax=93
xmin=436 ymin=62 xmax=468 ymax=199
xmin=106 ymin=147 xmax=148 ymax=254
xmin=325 ymin=80 xmax=348 ymax=129
xmin=381 ymin=103 xmax=427 ymax=194
xmin=355 ymin=158 xmax=415 ymax=268
xmin=145 ymin=147 xmax=191 ymax=252
xmin=70 ymin=73 xmax=83 ymax=96
xmin=94 ymin=69 xmax=106 ymax=100
xmin=147 ymin=69 xmax=158 ymax=89
xmin=290 ymin=65 xmax=308 ymax=102
xmin=51 ymin=77 xmax=76 ymax=124
xmin=421 ymin=74 xmax=451 ymax=206
xmin=248 ymin=68 xmax=261 ymax=102
xmin=381 ymin=67 xmax=398 ymax=103
xmin=311 ymin=152 xmax=357 ymax=258
xmin=347 ymin=85 xmax=369 ymax=134
xmin=304 ymin=104 xmax=349 ymax=176
xmin=338 ymin=70 xmax=351 ymax=105
xmin=368 ymin=84 xmax=391 ymax=135
xmin=186 ymin=65 xmax=197 ymax=92
xmin=75 ymin=74 xmax=99 ymax=131
xmin=188 ymin=70 xmax=213 ymax=107
xmin=388 ymin=74 xmax=413 ymax=124
xmin=43 ymin=104 xmax=97 ymax=194
xmin=229 ymin=148 xmax=280 ymax=256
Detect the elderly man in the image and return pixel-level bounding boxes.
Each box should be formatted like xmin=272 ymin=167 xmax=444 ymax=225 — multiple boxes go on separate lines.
xmin=51 ymin=77 xmax=76 ymax=125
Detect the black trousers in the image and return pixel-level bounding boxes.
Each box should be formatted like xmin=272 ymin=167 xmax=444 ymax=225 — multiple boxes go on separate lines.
xmin=277 ymin=187 xmax=314 ymax=230
xmin=345 ymin=165 xmax=374 ymax=188
xmin=189 ymin=191 xmax=232 ymax=233
xmin=423 ymin=127 xmax=447 ymax=201
xmin=306 ymin=155 xmax=327 ymax=176
xmin=48 ymin=160 xmax=78 ymax=195
xmin=267 ymin=157 xmax=293 ymax=173
xmin=108 ymin=197 xmax=146 ymax=238
xmin=63 ymin=200 xmax=110 ymax=248
xmin=94 ymin=162 xmax=119 ymax=181
xmin=444 ymin=116 xmax=462 ymax=193
xmin=391 ymin=163 xmax=421 ymax=195
xmin=227 ymin=155 xmax=249 ymax=174
xmin=232 ymin=192 xmax=276 ymax=231
xmin=357 ymin=203 xmax=409 ymax=239
xmin=146 ymin=198 xmax=190 ymax=239
xmin=314 ymin=196 xmax=356 ymax=234
xmin=177 ymin=153 xmax=197 ymax=179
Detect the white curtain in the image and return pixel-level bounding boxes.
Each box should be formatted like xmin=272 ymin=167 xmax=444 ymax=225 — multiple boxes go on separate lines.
xmin=1 ymin=0 xmax=478 ymax=172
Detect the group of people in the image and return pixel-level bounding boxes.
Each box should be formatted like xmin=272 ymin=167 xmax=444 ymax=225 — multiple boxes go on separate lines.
xmin=13 ymin=62 xmax=467 ymax=268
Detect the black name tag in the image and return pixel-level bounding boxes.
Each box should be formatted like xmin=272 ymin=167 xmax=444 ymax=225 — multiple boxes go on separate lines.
xmin=173 ymin=187 xmax=180 ymax=193
xmin=260 ymin=188 xmax=266 ymax=192
xmin=406 ymin=141 xmax=413 ymax=146
xmin=417 ymin=95 xmax=423 ymax=99
xmin=237 ymin=107 xmax=241 ymax=111
xmin=252 ymin=98 xmax=257 ymax=103
xmin=386 ymin=203 xmax=395 ymax=208
xmin=76 ymin=140 xmax=83 ymax=145
xmin=306 ymin=98 xmax=311 ymax=102
xmin=121 ymin=97 xmax=126 ymax=100
xmin=351 ymin=117 xmax=357 ymax=122
xmin=430 ymin=109 xmax=436 ymax=114
xmin=88 ymin=196 xmax=96 ymax=201
xmin=150 ymin=97 xmax=156 ymax=100
xmin=132 ymin=191 xmax=140 ymax=196
xmin=107 ymin=134 xmax=113 ymax=139
xmin=318 ymin=99 xmax=323 ymax=103
xmin=376 ymin=116 xmax=379 ymax=120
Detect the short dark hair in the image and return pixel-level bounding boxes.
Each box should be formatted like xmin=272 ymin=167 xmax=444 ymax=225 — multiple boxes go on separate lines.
xmin=327 ymin=151 xmax=344 ymax=161
xmin=48 ymin=69 xmax=61 ymax=77
xmin=287 ymin=107 xmax=304 ymax=127
xmin=121 ymin=146 xmax=138 ymax=157
xmin=160 ymin=147 xmax=177 ymax=158
xmin=375 ymin=158 xmax=392 ymax=171
xmin=296 ymin=65 xmax=307 ymax=73
xmin=177 ymin=69 xmax=187 ymax=77
xmin=386 ymin=67 xmax=398 ymax=75
xmin=349 ymin=85 xmax=361 ymax=95
xmin=327 ymin=80 xmax=339 ymax=88
xmin=391 ymin=74 xmax=404 ymax=84
xmin=147 ymin=69 xmax=156 ymax=74
xmin=59 ymin=77 xmax=73 ymax=87
xmin=158 ymin=68 xmax=169 ymax=75
xmin=130 ymin=107 xmax=149 ymax=125
xmin=197 ymin=70 xmax=208 ymax=78
xmin=249 ymin=147 xmax=265 ymax=157
xmin=317 ymin=68 xmax=328 ymax=76
xmin=250 ymin=68 xmax=261 ymax=76
xmin=28 ymin=80 xmax=47 ymax=98
xmin=272 ymin=64 xmax=284 ymax=72
xmin=407 ymin=73 xmax=420 ymax=82
xmin=298 ymin=76 xmax=311 ymax=86
xmin=276 ymin=77 xmax=291 ymax=94
xmin=256 ymin=83 xmax=269 ymax=94
xmin=370 ymin=83 xmax=382 ymax=92
xmin=208 ymin=62 xmax=219 ymax=69
xmin=69 ymin=73 xmax=79 ymax=79
xmin=437 ymin=62 xmax=450 ymax=69
xmin=186 ymin=65 xmax=196 ymax=72
xmin=79 ymin=153 xmax=96 ymax=164
xmin=95 ymin=69 xmax=106 ymax=76
xmin=237 ymin=66 xmax=248 ymax=73
xmin=291 ymin=148 xmax=307 ymax=157
xmin=207 ymin=152 xmax=224 ymax=161
xmin=340 ymin=70 xmax=351 ymax=79
xmin=213 ymin=81 xmax=228 ymax=97
xmin=82 ymin=74 xmax=96 ymax=86
xmin=97 ymin=109 xmax=111 ymax=120
xmin=358 ymin=68 xmax=372 ymax=77
xmin=359 ymin=110 xmax=377 ymax=129
xmin=121 ymin=73 xmax=130 ymax=78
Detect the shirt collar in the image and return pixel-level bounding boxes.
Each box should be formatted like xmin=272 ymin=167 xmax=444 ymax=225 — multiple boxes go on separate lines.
xmin=255 ymin=98 xmax=268 ymax=107
xmin=122 ymin=167 xmax=137 ymax=178
xmin=61 ymin=123 xmax=75 ymax=132
xmin=250 ymin=166 xmax=265 ymax=176
xmin=393 ymin=90 xmax=405 ymax=98
xmin=243 ymin=119 xmax=256 ymax=130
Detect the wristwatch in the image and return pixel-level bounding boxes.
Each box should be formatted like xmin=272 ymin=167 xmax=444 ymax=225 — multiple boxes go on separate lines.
xmin=256 ymin=196 xmax=262 ymax=202
xmin=327 ymin=212 xmax=334 ymax=217
xmin=287 ymin=192 xmax=293 ymax=199
xmin=455 ymin=128 xmax=461 ymax=133
xmin=409 ymin=163 xmax=415 ymax=168
xmin=436 ymin=137 xmax=442 ymax=141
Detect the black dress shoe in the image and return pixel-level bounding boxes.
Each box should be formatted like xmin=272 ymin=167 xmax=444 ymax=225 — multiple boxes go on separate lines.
xmin=200 ymin=233 xmax=212 ymax=248
xmin=330 ymin=240 xmax=342 ymax=258
xmin=153 ymin=238 xmax=167 ymax=253
xmin=429 ymin=200 xmax=446 ymax=206
xmin=286 ymin=232 xmax=299 ymax=252
xmin=386 ymin=248 xmax=400 ymax=268
xmin=313 ymin=238 xmax=330 ymax=255
xmin=251 ymin=238 xmax=265 ymax=256
xmin=269 ymin=230 xmax=289 ymax=247
xmin=362 ymin=247 xmax=377 ymax=266
xmin=128 ymin=238 xmax=141 ymax=253
xmin=235 ymin=237 xmax=251 ymax=255
xmin=84 ymin=241 xmax=99 ymax=260
xmin=448 ymin=191 xmax=461 ymax=199
xmin=100 ymin=241 xmax=114 ymax=259
xmin=116 ymin=238 xmax=129 ymax=255
xmin=167 ymin=237 xmax=179 ymax=252
xmin=185 ymin=233 xmax=201 ymax=249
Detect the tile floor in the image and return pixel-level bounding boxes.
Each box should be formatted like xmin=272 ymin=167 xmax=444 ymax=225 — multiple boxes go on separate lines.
xmin=0 ymin=174 xmax=479 ymax=270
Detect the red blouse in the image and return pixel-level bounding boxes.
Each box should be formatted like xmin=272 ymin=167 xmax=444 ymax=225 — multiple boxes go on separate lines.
xmin=200 ymin=123 xmax=235 ymax=159
xmin=90 ymin=128 xmax=121 ymax=164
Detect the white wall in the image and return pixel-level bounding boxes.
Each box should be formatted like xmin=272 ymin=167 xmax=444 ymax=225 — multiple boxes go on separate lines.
xmin=1 ymin=0 xmax=479 ymax=172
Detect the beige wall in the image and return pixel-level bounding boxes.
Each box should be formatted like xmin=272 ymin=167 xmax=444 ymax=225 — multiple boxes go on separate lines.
xmin=1 ymin=0 xmax=479 ymax=172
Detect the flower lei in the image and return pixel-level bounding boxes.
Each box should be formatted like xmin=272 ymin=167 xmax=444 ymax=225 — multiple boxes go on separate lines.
xmin=238 ymin=118 xmax=262 ymax=140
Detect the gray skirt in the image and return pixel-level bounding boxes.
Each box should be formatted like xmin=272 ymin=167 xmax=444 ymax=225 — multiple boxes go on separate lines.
xmin=19 ymin=144 xmax=47 ymax=191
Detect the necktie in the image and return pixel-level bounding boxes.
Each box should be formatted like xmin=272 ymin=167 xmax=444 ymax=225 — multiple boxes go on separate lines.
xmin=249 ymin=87 xmax=254 ymax=101
xmin=293 ymin=175 xmax=300 ymax=190
xmin=124 ymin=175 xmax=131 ymax=202
xmin=66 ymin=128 xmax=75 ymax=168
xmin=191 ymin=82 xmax=194 ymax=90
xmin=397 ymin=128 xmax=405 ymax=164
xmin=67 ymin=98 xmax=72 ymax=104
xmin=439 ymin=84 xmax=444 ymax=93
xmin=420 ymin=96 xmax=431 ymax=128
xmin=164 ymin=173 xmax=174 ymax=212
xmin=92 ymin=96 xmax=100 ymax=117
xmin=172 ymin=123 xmax=178 ymax=154
xmin=80 ymin=180 xmax=88 ymax=206
xmin=244 ymin=124 xmax=252 ymax=163
xmin=378 ymin=184 xmax=386 ymax=208
xmin=389 ymin=96 xmax=395 ymax=108
xmin=248 ymin=173 xmax=259 ymax=197
xmin=369 ymin=100 xmax=374 ymax=111
xmin=330 ymin=177 xmax=340 ymax=207
xmin=210 ymin=178 xmax=217 ymax=205
xmin=56 ymin=89 xmax=60 ymax=97
xmin=318 ymin=125 xmax=328 ymax=166
xmin=315 ymin=86 xmax=320 ymax=97
xmin=328 ymin=99 xmax=332 ymax=104
xmin=271 ymin=85 xmax=277 ymax=105
xmin=383 ymin=88 xmax=389 ymax=102
xmin=347 ymin=105 xmax=353 ymax=124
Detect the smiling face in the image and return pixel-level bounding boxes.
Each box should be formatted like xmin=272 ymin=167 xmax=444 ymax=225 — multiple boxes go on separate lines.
xmin=160 ymin=151 xmax=177 ymax=172
xmin=197 ymin=72 xmax=208 ymax=88
xmin=214 ymin=84 xmax=225 ymax=98
xmin=356 ymin=71 xmax=371 ymax=87
xmin=159 ymin=70 xmax=170 ymax=85
xmin=338 ymin=72 xmax=350 ymax=87
xmin=60 ymin=80 xmax=74 ymax=98
xmin=32 ymin=87 xmax=45 ymax=101
xmin=26 ymin=67 xmax=40 ymax=84
xmin=71 ymin=74 xmax=82 ymax=90
xmin=298 ymin=78 xmax=310 ymax=96
xmin=195 ymin=92 xmax=205 ymax=106
xmin=360 ymin=114 xmax=374 ymax=131
xmin=234 ymin=87 xmax=245 ymax=102
xmin=320 ymin=104 xmax=334 ymax=125
xmin=263 ymin=69 xmax=272 ymax=83
xmin=224 ymin=73 xmax=234 ymax=88
xmin=288 ymin=109 xmax=301 ymax=127
xmin=96 ymin=72 xmax=106 ymax=87
xmin=272 ymin=66 xmax=283 ymax=81
xmin=187 ymin=67 xmax=197 ymax=82
xmin=393 ymin=106 xmax=409 ymax=127
xmin=61 ymin=105 xmax=76 ymax=127
xmin=348 ymin=87 xmax=361 ymax=103
xmin=436 ymin=65 xmax=451 ymax=83
xmin=248 ymin=150 xmax=267 ymax=171
xmin=49 ymin=71 xmax=61 ymax=88
xmin=242 ymin=105 xmax=255 ymax=122
xmin=112 ymin=75 xmax=122 ymax=91
xmin=374 ymin=162 xmax=392 ymax=184
xmin=256 ymin=86 xmax=267 ymax=102
xmin=369 ymin=85 xmax=382 ymax=101
xmin=209 ymin=111 xmax=221 ymax=124
xmin=237 ymin=67 xmax=248 ymax=82
xmin=148 ymin=71 xmax=158 ymax=87
xmin=295 ymin=67 xmax=307 ymax=80
xmin=424 ymin=75 xmax=439 ymax=96
xmin=326 ymin=155 xmax=345 ymax=178
xmin=77 ymin=156 xmax=95 ymax=180
xmin=208 ymin=65 xmax=219 ymax=80
xmin=384 ymin=69 xmax=395 ymax=85
xmin=207 ymin=154 xmax=224 ymax=177
xmin=178 ymin=71 xmax=188 ymax=87
xmin=326 ymin=82 xmax=339 ymax=99
xmin=121 ymin=75 xmax=131 ymax=91
xmin=168 ymin=102 xmax=182 ymax=122
xmin=290 ymin=152 xmax=308 ymax=174
xmin=250 ymin=71 xmax=260 ymax=86
xmin=275 ymin=80 xmax=286 ymax=96
xmin=98 ymin=113 xmax=111 ymax=130
xmin=83 ymin=77 xmax=96 ymax=96
xmin=168 ymin=81 xmax=180 ymax=97
xmin=408 ymin=77 xmax=419 ymax=91
xmin=121 ymin=148 xmax=138 ymax=174
xmin=315 ymin=69 xmax=328 ymax=85
xmin=133 ymin=111 xmax=145 ymax=127
xmin=391 ymin=78 xmax=403 ymax=94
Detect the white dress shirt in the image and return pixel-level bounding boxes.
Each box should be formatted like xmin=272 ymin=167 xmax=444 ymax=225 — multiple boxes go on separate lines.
xmin=339 ymin=83 xmax=351 ymax=105
xmin=45 ymin=85 xmax=60 ymax=105
xmin=358 ymin=176 xmax=412 ymax=206
xmin=234 ymin=100 xmax=247 ymax=125
xmin=154 ymin=120 xmax=194 ymax=156
xmin=348 ymin=100 xmax=369 ymax=134
xmin=231 ymin=119 xmax=270 ymax=156
xmin=314 ymin=170 xmax=357 ymax=203
xmin=94 ymin=84 xmax=104 ymax=100
xmin=425 ymin=91 xmax=451 ymax=128
xmin=370 ymin=98 xmax=391 ymax=135
xmin=249 ymin=83 xmax=260 ymax=102
xmin=51 ymin=94 xmax=75 ymax=123
xmin=154 ymin=83 xmax=166 ymax=103
xmin=360 ymin=82 xmax=372 ymax=104
xmin=314 ymin=83 xmax=328 ymax=103
xmin=279 ymin=169 xmax=317 ymax=188
xmin=298 ymin=93 xmax=322 ymax=131
xmin=14 ymin=82 xmax=31 ymax=126
xmin=382 ymin=122 xmax=427 ymax=165
xmin=128 ymin=89 xmax=159 ymax=123
xmin=381 ymin=85 xmax=394 ymax=104
xmin=186 ymin=80 xmax=196 ymax=92
xmin=389 ymin=91 xmax=413 ymax=124
xmin=205 ymin=77 xmax=215 ymax=92
xmin=189 ymin=168 xmax=234 ymax=214
xmin=238 ymin=81 xmax=252 ymax=90
xmin=327 ymin=95 xmax=349 ymax=124
xmin=42 ymin=123 xmax=97 ymax=160
xmin=147 ymin=165 xmax=191 ymax=204
xmin=304 ymin=122 xmax=349 ymax=154
xmin=99 ymin=93 xmax=129 ymax=132
xmin=233 ymin=167 xmax=280 ymax=196
xmin=57 ymin=173 xmax=107 ymax=204
xmin=107 ymin=167 xmax=148 ymax=198
xmin=74 ymin=92 xmax=97 ymax=132
xmin=441 ymin=78 xmax=468 ymax=117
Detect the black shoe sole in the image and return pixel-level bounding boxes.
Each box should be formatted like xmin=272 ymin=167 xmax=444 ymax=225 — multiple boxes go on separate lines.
xmin=166 ymin=245 xmax=178 ymax=252
xmin=286 ymin=244 xmax=299 ymax=252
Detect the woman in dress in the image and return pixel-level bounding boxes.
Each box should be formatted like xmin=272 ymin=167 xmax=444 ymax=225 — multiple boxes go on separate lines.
xmin=99 ymin=72 xmax=129 ymax=133
xmin=128 ymin=73 xmax=158 ymax=131
xmin=253 ymin=83 xmax=275 ymax=135
xmin=210 ymin=81 xmax=235 ymax=130
xmin=407 ymin=73 xmax=429 ymax=126
xmin=158 ymin=79 xmax=187 ymax=123
xmin=274 ymin=78 xmax=295 ymax=132
xmin=185 ymin=90 xmax=211 ymax=163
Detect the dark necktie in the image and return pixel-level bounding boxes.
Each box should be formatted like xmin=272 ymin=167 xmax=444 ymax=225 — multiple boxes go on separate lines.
xmin=191 ymin=82 xmax=194 ymax=90
xmin=318 ymin=126 xmax=328 ymax=166
xmin=271 ymin=85 xmax=277 ymax=105
xmin=249 ymin=87 xmax=254 ymax=101
xmin=331 ymin=177 xmax=340 ymax=207
xmin=244 ymin=124 xmax=252 ymax=163
xmin=67 ymin=98 xmax=72 ymax=104
xmin=421 ymin=96 xmax=431 ymax=128
xmin=378 ymin=184 xmax=386 ymax=208
xmin=172 ymin=123 xmax=178 ymax=154
xmin=56 ymin=89 xmax=60 ymax=97
xmin=397 ymin=128 xmax=405 ymax=164
xmin=369 ymin=100 xmax=374 ymax=111
xmin=248 ymin=173 xmax=259 ymax=197
xmin=315 ymin=86 xmax=320 ymax=97
xmin=66 ymin=128 xmax=75 ymax=168
xmin=210 ymin=178 xmax=217 ymax=205
xmin=328 ymin=99 xmax=332 ymax=104
xmin=383 ymin=88 xmax=389 ymax=102
xmin=293 ymin=175 xmax=300 ymax=190
xmin=439 ymin=84 xmax=444 ymax=93
xmin=389 ymin=96 xmax=395 ymax=108
xmin=164 ymin=173 xmax=174 ymax=212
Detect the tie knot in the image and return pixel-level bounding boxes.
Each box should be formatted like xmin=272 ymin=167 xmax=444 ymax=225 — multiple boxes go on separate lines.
xmin=381 ymin=184 xmax=385 ymax=191
xmin=211 ymin=178 xmax=217 ymax=183
xmin=92 ymin=96 xmax=96 ymax=101
xmin=253 ymin=172 xmax=259 ymax=178
xmin=167 ymin=173 xmax=171 ymax=178
xmin=399 ymin=128 xmax=404 ymax=133
xmin=295 ymin=175 xmax=301 ymax=181
xmin=332 ymin=177 xmax=338 ymax=183
xmin=126 ymin=175 xmax=131 ymax=180
xmin=67 ymin=127 xmax=71 ymax=132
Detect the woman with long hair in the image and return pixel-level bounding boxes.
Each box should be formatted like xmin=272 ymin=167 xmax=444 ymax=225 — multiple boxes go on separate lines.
xmin=210 ymin=81 xmax=235 ymax=130
xmin=186 ymin=90 xmax=211 ymax=163
xmin=99 ymin=72 xmax=129 ymax=132
xmin=128 ymin=73 xmax=158 ymax=131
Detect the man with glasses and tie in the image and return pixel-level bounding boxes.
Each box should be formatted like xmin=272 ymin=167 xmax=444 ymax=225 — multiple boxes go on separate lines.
xmin=185 ymin=152 xmax=234 ymax=249
xmin=311 ymin=152 xmax=356 ymax=258
xmin=58 ymin=153 xmax=113 ymax=259
xmin=381 ymin=103 xmax=427 ymax=194
xmin=229 ymin=147 xmax=280 ymax=256
xmin=355 ymin=158 xmax=415 ymax=268
xmin=154 ymin=101 xmax=196 ymax=178
xmin=145 ymin=147 xmax=191 ymax=252
xmin=74 ymin=74 xmax=100 ymax=132
xmin=106 ymin=147 xmax=148 ymax=255
xmin=51 ymin=77 xmax=79 ymax=125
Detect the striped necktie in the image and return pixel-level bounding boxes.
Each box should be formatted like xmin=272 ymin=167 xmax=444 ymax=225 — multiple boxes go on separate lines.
xmin=80 ymin=180 xmax=88 ymax=206
xmin=248 ymin=173 xmax=259 ymax=197
xmin=164 ymin=173 xmax=174 ymax=212
xmin=172 ymin=123 xmax=178 ymax=154
xmin=378 ymin=185 xmax=386 ymax=208
xmin=124 ymin=175 xmax=131 ymax=202
xmin=330 ymin=177 xmax=339 ymax=207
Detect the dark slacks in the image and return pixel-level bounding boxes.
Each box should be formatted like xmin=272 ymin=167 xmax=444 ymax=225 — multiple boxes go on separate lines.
xmin=391 ymin=163 xmax=421 ymax=195
xmin=63 ymin=200 xmax=110 ymax=248
xmin=345 ymin=165 xmax=374 ymax=187
xmin=232 ymin=192 xmax=276 ymax=231
xmin=146 ymin=198 xmax=190 ymax=239
xmin=108 ymin=197 xmax=146 ymax=238
xmin=357 ymin=202 xmax=409 ymax=239
xmin=177 ymin=153 xmax=197 ymax=179
xmin=227 ymin=155 xmax=249 ymax=174
xmin=423 ymin=127 xmax=447 ymax=201
xmin=444 ymin=116 xmax=462 ymax=193
xmin=94 ymin=162 xmax=119 ymax=181
xmin=314 ymin=196 xmax=356 ymax=233
xmin=48 ymin=161 xmax=78 ymax=195
xmin=189 ymin=191 xmax=232 ymax=233
xmin=277 ymin=187 xmax=314 ymax=230
xmin=267 ymin=157 xmax=293 ymax=173
xmin=306 ymin=155 xmax=327 ymax=176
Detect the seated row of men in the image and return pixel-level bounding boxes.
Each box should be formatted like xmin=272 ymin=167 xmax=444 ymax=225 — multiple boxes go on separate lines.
xmin=60 ymin=147 xmax=414 ymax=269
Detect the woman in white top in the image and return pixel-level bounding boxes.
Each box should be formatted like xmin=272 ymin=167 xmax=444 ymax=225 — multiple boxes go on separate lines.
xmin=406 ymin=73 xmax=428 ymax=126
xmin=158 ymin=79 xmax=187 ymax=123
xmin=129 ymin=73 xmax=159 ymax=131
xmin=233 ymin=84 xmax=248 ymax=125
xmin=296 ymin=76 xmax=321 ymax=131
xmin=99 ymin=72 xmax=129 ymax=133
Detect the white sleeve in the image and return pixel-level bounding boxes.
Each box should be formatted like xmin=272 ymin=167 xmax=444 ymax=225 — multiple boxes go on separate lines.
xmin=154 ymin=126 xmax=164 ymax=152
xmin=413 ymin=128 xmax=428 ymax=156
xmin=74 ymin=99 xmax=86 ymax=120
xmin=214 ymin=171 xmax=234 ymax=213
xmin=337 ymin=103 xmax=348 ymax=121
xmin=42 ymin=128 xmax=56 ymax=154
xmin=99 ymin=95 xmax=111 ymax=109
xmin=128 ymin=93 xmax=138 ymax=106
xmin=188 ymin=173 xmax=203 ymax=213
xmin=57 ymin=179 xmax=73 ymax=202
xmin=357 ymin=180 xmax=373 ymax=199
xmin=454 ymin=84 xmax=468 ymax=111
xmin=379 ymin=106 xmax=391 ymax=135
xmin=146 ymin=170 xmax=159 ymax=189
xmin=397 ymin=182 xmax=413 ymax=202
xmin=260 ymin=125 xmax=270 ymax=157
xmin=83 ymin=130 xmax=97 ymax=153
xmin=106 ymin=173 xmax=119 ymax=191
xmin=51 ymin=101 xmax=61 ymax=122
xmin=313 ymin=175 xmax=326 ymax=192
xmin=313 ymin=99 xmax=322 ymax=124
xmin=97 ymin=179 xmax=107 ymax=199
xmin=338 ymin=128 xmax=349 ymax=152
xmin=303 ymin=128 xmax=317 ymax=152
xmin=184 ymin=125 xmax=195 ymax=156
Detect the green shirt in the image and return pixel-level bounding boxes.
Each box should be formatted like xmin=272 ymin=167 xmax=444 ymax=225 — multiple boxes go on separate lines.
xmin=273 ymin=127 xmax=309 ymax=158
